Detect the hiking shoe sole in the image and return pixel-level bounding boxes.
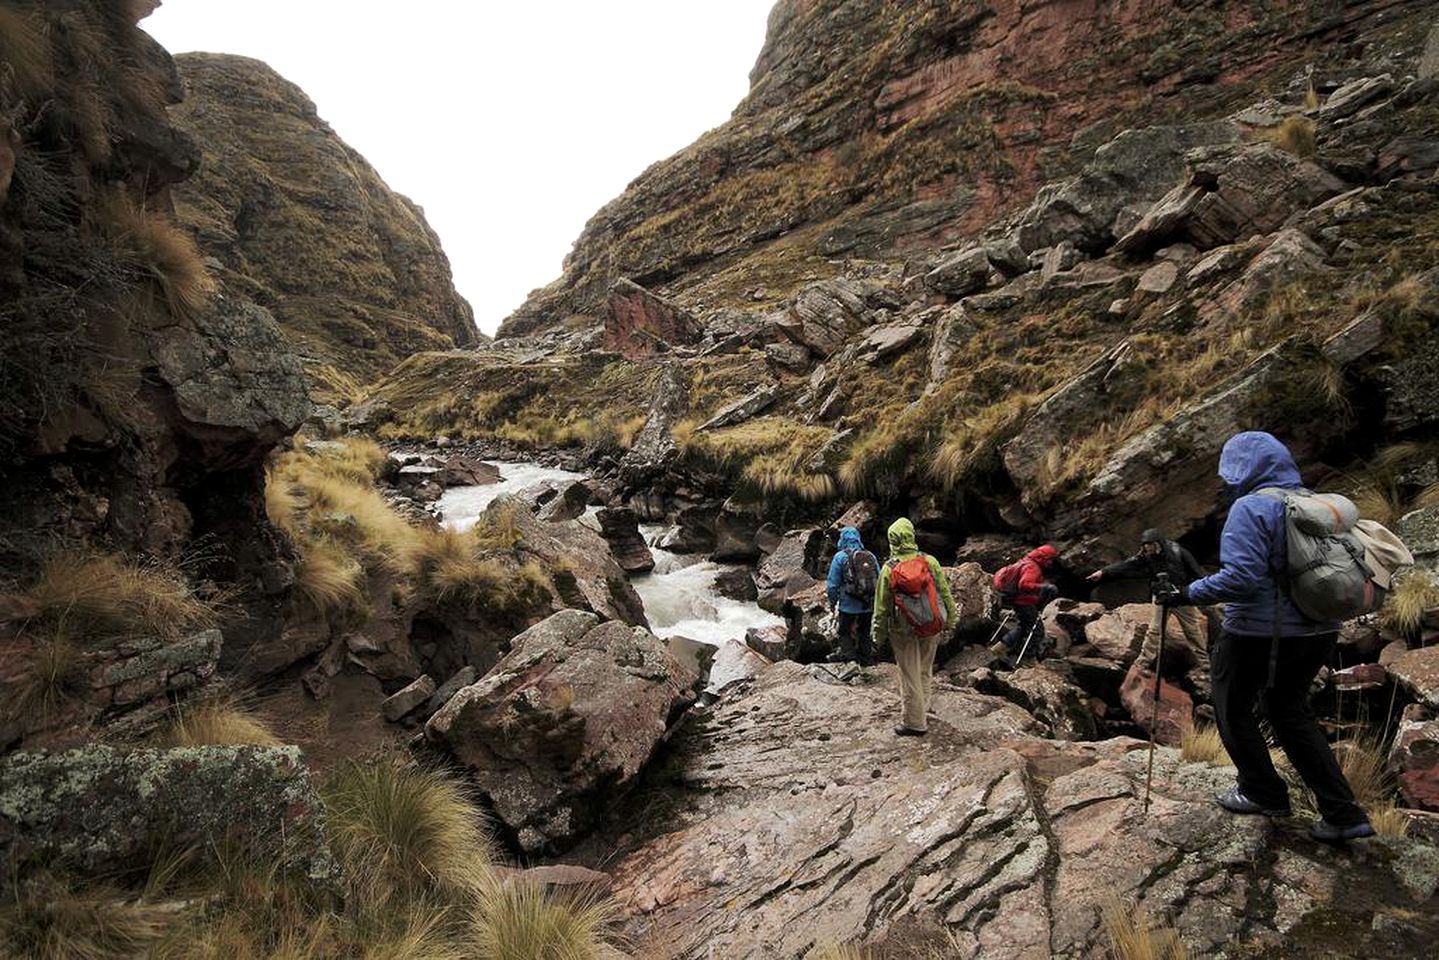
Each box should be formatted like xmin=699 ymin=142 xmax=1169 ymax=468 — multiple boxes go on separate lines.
xmin=893 ymin=725 xmax=927 ymax=737
xmin=1310 ymin=819 xmax=1376 ymax=843
xmin=1215 ymin=789 xmax=1291 ymax=818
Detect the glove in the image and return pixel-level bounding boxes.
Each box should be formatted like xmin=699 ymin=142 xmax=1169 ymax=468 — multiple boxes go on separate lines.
xmin=1153 ymin=583 xmax=1189 ymax=606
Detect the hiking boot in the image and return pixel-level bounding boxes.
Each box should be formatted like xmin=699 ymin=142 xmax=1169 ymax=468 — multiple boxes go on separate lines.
xmin=1214 ymin=787 xmax=1291 ymax=818
xmin=988 ymin=641 xmax=1008 ymax=658
xmin=1310 ymin=819 xmax=1375 ymax=843
xmin=893 ymin=725 xmax=926 ymax=737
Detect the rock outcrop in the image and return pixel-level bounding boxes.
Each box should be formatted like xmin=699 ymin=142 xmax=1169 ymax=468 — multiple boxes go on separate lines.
xmin=172 ymin=53 xmax=477 ymax=403
xmin=0 ymin=745 xmax=336 ymax=889
xmin=425 ymin=610 xmax=697 ymax=853
xmin=604 ymin=665 xmax=1439 ymax=958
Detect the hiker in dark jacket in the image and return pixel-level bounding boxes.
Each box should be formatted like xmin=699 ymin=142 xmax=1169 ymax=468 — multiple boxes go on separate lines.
xmin=827 ymin=525 xmax=876 ymax=666
xmin=995 ymin=545 xmax=1059 ymax=669
xmin=1089 ymin=528 xmax=1211 ymax=679
xmin=1158 ymin=431 xmax=1372 ymax=842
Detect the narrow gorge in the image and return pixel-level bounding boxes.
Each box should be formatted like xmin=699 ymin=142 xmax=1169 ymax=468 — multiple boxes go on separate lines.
xmin=3 ymin=1 xmax=1439 ymax=958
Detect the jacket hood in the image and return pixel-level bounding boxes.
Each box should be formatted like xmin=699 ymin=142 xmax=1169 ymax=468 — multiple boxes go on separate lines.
xmin=1218 ymin=431 xmax=1302 ymax=495
xmin=1026 ymin=544 xmax=1058 ymax=568
xmin=887 ymin=518 xmax=918 ymax=554
xmin=1140 ymin=528 xmax=1165 ymax=545
xmin=837 ymin=526 xmax=863 ymax=551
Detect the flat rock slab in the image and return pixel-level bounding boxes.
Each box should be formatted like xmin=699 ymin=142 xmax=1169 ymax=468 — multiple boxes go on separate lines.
xmin=0 ymin=745 xmax=336 ymax=890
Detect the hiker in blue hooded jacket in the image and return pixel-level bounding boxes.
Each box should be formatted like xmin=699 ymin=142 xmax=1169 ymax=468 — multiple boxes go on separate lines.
xmin=1157 ymin=431 xmax=1373 ymax=842
xmin=826 ymin=526 xmax=877 ymax=667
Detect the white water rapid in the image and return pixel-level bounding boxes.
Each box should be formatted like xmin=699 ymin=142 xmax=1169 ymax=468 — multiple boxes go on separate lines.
xmin=437 ymin=462 xmax=783 ymax=646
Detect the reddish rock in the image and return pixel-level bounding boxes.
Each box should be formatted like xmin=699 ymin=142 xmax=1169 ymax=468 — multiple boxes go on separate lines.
xmin=1333 ymin=662 xmax=1388 ymax=692
xmin=1392 ymin=719 xmax=1439 ymax=812
xmin=1391 ymin=646 xmax=1439 ymax=709
xmin=1083 ymin=605 xmax=1150 ymax=663
xmin=604 ymin=278 xmax=703 ymax=359
xmin=1120 ymin=661 xmax=1193 ymax=746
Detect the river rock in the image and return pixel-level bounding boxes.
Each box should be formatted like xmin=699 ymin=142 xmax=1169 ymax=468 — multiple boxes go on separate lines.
xmin=666 ymin=637 xmax=716 ymax=691
xmin=425 ymin=610 xmax=697 ymax=854
xmin=1392 ymin=718 xmax=1439 ymax=812
xmin=709 ymin=639 xmax=772 ymax=693
xmin=744 ymin=623 xmax=789 ymax=662
xmin=436 ymin=456 xmax=501 ymax=488
xmin=755 ymin=528 xmax=824 ymax=611
xmin=596 ymin=507 xmax=655 ymax=574
xmin=712 ymin=504 xmax=763 ymax=563
xmin=0 ymin=745 xmax=336 ymax=890
xmin=537 ymin=480 xmax=592 ymax=522
xmin=1119 ymin=661 xmax=1193 ymax=746
xmin=782 ymin=581 xmax=837 ymax=662
xmin=714 ymin=567 xmax=758 ymax=602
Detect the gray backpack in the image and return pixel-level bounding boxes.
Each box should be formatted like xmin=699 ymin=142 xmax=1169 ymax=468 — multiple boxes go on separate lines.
xmin=1257 ymin=487 xmax=1413 ymax=621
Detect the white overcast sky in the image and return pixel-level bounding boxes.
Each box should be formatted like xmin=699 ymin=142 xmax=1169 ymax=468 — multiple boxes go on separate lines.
xmin=143 ymin=0 xmax=776 ymax=335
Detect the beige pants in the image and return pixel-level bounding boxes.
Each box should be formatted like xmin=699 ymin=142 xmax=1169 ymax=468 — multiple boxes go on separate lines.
xmin=893 ymin=626 xmax=940 ymax=731
xmin=1140 ymin=603 xmax=1209 ymax=669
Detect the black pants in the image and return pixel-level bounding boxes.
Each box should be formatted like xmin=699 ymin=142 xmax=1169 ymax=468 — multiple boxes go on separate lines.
xmin=1001 ymin=604 xmax=1041 ymax=658
xmin=1211 ymin=631 xmax=1366 ymax=826
xmin=837 ymin=611 xmax=874 ymax=666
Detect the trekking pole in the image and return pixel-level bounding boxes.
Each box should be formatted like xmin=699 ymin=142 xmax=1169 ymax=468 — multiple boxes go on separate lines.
xmin=1143 ymin=596 xmax=1171 ymax=813
xmin=986 ymin=611 xmax=1014 ymax=647
xmin=1016 ymin=618 xmax=1038 ymax=665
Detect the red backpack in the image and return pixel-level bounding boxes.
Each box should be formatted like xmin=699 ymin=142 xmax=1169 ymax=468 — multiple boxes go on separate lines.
xmin=889 ymin=556 xmax=948 ymax=638
xmin=992 ymin=561 xmax=1027 ymax=606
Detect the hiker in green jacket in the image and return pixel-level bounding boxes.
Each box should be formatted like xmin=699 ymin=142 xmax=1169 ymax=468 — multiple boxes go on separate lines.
xmin=873 ymin=518 xmax=957 ymax=737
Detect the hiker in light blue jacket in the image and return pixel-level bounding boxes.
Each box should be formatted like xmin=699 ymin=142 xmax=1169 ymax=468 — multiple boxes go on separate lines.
xmin=826 ymin=526 xmax=876 ymax=667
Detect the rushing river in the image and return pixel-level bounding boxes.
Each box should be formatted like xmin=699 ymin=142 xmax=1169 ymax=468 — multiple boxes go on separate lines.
xmin=437 ymin=462 xmax=783 ymax=646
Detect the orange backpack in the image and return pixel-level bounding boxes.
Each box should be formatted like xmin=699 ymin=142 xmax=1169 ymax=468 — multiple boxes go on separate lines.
xmin=889 ymin=556 xmax=948 ymax=638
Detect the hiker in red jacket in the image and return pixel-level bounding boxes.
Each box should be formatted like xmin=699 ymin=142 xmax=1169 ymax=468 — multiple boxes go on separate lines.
xmin=993 ymin=545 xmax=1059 ymax=669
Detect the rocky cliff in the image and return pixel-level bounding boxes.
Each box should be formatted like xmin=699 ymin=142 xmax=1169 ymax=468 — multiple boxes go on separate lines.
xmin=0 ymin=0 xmax=309 ymax=566
xmin=171 ymin=53 xmax=478 ymax=405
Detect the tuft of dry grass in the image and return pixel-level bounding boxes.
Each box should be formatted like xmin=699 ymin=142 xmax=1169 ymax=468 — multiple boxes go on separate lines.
xmin=927 ymin=393 xmax=1041 ymax=493
xmin=1101 ymin=897 xmax=1189 ymax=960
xmin=165 ymin=700 xmax=281 ymax=748
xmin=471 ymin=879 xmax=617 ymax=960
xmin=98 ymin=192 xmax=217 ymax=320
xmin=809 ymin=946 xmax=872 ymax=960
xmin=1179 ymin=724 xmax=1231 ymax=766
xmin=1266 ymin=115 xmax=1316 ymax=158
xmin=322 ymin=757 xmax=497 ymax=910
xmin=294 ymin=537 xmax=368 ymax=620
xmin=0 ymin=876 xmax=171 ymax=960
xmin=1380 ymin=573 xmax=1439 ymax=636
xmin=9 ymin=638 xmax=86 ymax=725
xmin=21 ymin=550 xmax=219 ymax=646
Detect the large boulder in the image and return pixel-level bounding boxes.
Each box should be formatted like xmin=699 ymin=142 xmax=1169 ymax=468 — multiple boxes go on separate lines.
xmin=1119 ymin=661 xmax=1193 ymax=746
xmin=776 ymin=279 xmax=875 ymax=358
xmin=755 ymin=528 xmax=824 ymax=611
xmin=604 ymin=278 xmax=703 ymax=359
xmin=0 ymin=745 xmax=336 ymax=889
xmin=425 ymin=610 xmax=697 ymax=853
xmin=695 ymin=384 xmax=780 ymax=432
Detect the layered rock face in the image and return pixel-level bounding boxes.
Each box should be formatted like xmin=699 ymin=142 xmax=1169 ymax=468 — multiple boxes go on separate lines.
xmin=501 ymin=0 xmax=1433 ymax=338
xmin=0 ymin=1 xmax=310 ymax=567
xmin=172 ymin=53 xmax=478 ymax=403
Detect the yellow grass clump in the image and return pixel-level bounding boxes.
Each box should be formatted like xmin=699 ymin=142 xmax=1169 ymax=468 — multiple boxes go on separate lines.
xmin=809 ymin=946 xmax=872 ymax=960
xmin=1273 ymin=734 xmax=1407 ymax=838
xmin=99 ymin=192 xmax=217 ymax=320
xmin=0 ymin=877 xmax=171 ymax=960
xmin=165 ymin=700 xmax=282 ymax=748
xmin=9 ymin=638 xmax=86 ymax=725
xmin=471 ymin=880 xmax=617 ymax=960
xmin=1380 ymin=573 xmax=1439 ymax=636
xmin=1266 ymin=115 xmax=1317 ymax=158
xmin=1101 ymin=897 xmax=1190 ymax=960
xmin=322 ymin=757 xmax=497 ymax=909
xmin=21 ymin=549 xmax=219 ymax=646
xmin=1178 ymin=724 xmax=1231 ymax=766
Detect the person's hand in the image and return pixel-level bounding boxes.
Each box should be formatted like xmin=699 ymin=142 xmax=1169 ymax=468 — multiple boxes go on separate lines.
xmin=1087 ymin=571 xmax=1103 ymax=583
